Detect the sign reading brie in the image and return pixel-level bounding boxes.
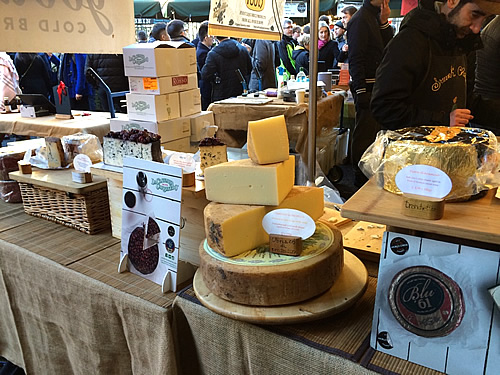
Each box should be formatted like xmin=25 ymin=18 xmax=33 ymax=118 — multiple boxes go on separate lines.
xmin=262 ymin=209 xmax=315 ymax=239
xmin=169 ymin=152 xmax=196 ymax=173
xmin=395 ymin=165 xmax=452 ymax=199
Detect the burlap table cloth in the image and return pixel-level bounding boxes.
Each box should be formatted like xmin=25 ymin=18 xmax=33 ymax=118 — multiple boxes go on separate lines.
xmin=0 ymin=239 xmax=178 ymax=375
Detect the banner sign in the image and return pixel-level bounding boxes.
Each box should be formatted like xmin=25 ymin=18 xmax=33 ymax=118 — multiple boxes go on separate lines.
xmin=209 ymin=0 xmax=286 ymax=41
xmin=0 ymin=0 xmax=135 ymax=54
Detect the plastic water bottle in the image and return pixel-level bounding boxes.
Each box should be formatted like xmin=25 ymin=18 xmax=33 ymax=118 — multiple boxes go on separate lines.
xmin=297 ymin=68 xmax=306 ymax=82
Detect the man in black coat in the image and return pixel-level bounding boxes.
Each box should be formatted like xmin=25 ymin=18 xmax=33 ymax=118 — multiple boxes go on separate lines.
xmin=201 ymin=36 xmax=252 ymax=102
xmin=347 ymin=0 xmax=393 ymax=187
xmin=372 ymin=0 xmax=498 ymax=131
xmin=196 ymin=23 xmax=214 ymax=110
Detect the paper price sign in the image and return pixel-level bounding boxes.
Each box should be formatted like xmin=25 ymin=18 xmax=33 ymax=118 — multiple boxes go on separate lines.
xmin=262 ymin=209 xmax=315 ymax=239
xmin=395 ymin=165 xmax=452 ymax=199
xmin=169 ymin=152 xmax=196 ymax=173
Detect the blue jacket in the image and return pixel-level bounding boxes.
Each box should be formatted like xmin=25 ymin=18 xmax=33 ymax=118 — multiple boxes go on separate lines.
xmin=59 ymin=53 xmax=92 ymax=98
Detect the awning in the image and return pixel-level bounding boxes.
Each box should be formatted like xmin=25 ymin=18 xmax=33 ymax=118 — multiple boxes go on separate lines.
xmin=134 ymin=0 xmax=163 ymax=18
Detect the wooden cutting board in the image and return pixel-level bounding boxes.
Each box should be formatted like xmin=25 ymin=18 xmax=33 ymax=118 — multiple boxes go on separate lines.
xmin=343 ymin=221 xmax=386 ymax=262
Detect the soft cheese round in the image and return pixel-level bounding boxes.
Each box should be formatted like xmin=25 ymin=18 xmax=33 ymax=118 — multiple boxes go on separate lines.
xmin=199 ymin=221 xmax=344 ymax=306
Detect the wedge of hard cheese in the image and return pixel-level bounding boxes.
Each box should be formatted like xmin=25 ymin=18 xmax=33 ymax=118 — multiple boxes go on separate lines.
xmin=204 ymin=186 xmax=324 ymax=257
xmin=247 ymin=115 xmax=289 ymax=164
xmin=204 ymin=156 xmax=295 ymax=206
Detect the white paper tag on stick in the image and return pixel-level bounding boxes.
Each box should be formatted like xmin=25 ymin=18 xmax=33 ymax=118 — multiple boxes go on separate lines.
xmin=73 ymin=154 xmax=92 ymax=173
xmin=169 ymin=152 xmax=196 ymax=173
xmin=395 ymin=165 xmax=452 ymax=199
xmin=262 ymin=209 xmax=315 ymax=239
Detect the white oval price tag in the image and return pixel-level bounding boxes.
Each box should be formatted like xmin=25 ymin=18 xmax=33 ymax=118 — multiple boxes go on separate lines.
xmin=73 ymin=154 xmax=92 ymax=173
xmin=395 ymin=165 xmax=452 ymax=199
xmin=169 ymin=152 xmax=196 ymax=173
xmin=262 ymin=209 xmax=315 ymax=239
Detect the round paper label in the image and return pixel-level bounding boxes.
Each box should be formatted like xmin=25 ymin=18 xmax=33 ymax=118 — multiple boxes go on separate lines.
xmin=262 ymin=209 xmax=315 ymax=240
xmin=73 ymin=154 xmax=92 ymax=173
xmin=395 ymin=165 xmax=452 ymax=199
xmin=169 ymin=152 xmax=196 ymax=173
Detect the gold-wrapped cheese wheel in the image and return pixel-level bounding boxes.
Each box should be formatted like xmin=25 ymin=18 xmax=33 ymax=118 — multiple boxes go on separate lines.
xmin=380 ymin=126 xmax=495 ymax=200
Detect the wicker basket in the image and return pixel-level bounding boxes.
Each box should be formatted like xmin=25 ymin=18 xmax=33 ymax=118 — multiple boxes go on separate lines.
xmin=18 ymin=182 xmax=111 ymax=234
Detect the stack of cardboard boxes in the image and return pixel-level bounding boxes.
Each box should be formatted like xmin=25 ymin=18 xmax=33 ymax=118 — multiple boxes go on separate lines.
xmin=111 ymin=41 xmax=215 ymax=153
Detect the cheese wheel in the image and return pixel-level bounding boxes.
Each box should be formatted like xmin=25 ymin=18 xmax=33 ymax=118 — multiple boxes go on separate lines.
xmin=199 ymin=220 xmax=344 ymax=306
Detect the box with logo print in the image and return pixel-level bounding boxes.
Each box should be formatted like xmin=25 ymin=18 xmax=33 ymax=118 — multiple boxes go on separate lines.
xmin=371 ymin=231 xmax=500 ymax=374
xmin=110 ymin=116 xmax=190 ymax=142
xmin=123 ymin=41 xmax=197 ymax=78
xmin=126 ymin=92 xmax=180 ymax=122
xmin=128 ymin=73 xmax=198 ymax=95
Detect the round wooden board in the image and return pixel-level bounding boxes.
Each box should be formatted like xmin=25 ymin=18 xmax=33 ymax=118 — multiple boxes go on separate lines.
xmin=193 ymin=250 xmax=368 ymax=325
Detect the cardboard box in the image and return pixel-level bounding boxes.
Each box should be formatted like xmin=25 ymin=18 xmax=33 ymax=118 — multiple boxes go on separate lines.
xmin=128 ymin=73 xmax=198 ymax=95
xmin=110 ymin=116 xmax=190 ymax=142
xmin=127 ymin=92 xmax=180 ymax=122
xmin=186 ymin=111 xmax=215 ymax=142
xmin=179 ymin=88 xmax=201 ymax=117
xmin=162 ymin=136 xmax=191 ymax=153
xmin=371 ymin=231 xmax=500 ymax=374
xmin=123 ymin=41 xmax=197 ymax=77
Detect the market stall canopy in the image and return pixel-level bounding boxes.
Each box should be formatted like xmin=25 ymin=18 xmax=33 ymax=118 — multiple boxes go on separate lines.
xmin=166 ymin=0 xmax=211 ymax=21
xmin=134 ymin=0 xmax=164 ymax=18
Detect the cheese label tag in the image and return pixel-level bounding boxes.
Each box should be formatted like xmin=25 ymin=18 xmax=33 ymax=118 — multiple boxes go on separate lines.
xmin=73 ymin=154 xmax=92 ymax=173
xmin=143 ymin=77 xmax=158 ymax=91
xmin=262 ymin=209 xmax=315 ymax=240
xmin=169 ymin=152 xmax=196 ymax=173
xmin=395 ymin=165 xmax=452 ymax=199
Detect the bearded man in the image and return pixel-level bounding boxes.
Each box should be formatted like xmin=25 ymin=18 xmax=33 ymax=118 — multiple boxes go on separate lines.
xmin=371 ymin=0 xmax=500 ymax=130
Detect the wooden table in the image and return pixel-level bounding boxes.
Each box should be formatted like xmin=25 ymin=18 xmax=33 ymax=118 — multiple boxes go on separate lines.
xmin=341 ymin=179 xmax=500 ymax=246
xmin=0 ymin=110 xmax=111 ymax=141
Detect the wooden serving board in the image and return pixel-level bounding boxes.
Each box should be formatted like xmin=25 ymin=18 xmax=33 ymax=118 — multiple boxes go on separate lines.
xmin=343 ymin=221 xmax=385 ymax=262
xmin=193 ymin=250 xmax=368 ymax=325
xmin=9 ymin=168 xmax=106 ymax=194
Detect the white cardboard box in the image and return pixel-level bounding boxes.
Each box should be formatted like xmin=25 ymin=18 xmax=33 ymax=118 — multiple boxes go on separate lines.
xmin=162 ymin=136 xmax=191 ymax=153
xmin=128 ymin=73 xmax=198 ymax=95
xmin=123 ymin=41 xmax=197 ymax=77
xmin=110 ymin=116 xmax=190 ymax=142
xmin=179 ymin=88 xmax=201 ymax=117
xmin=127 ymin=92 xmax=180 ymax=122
xmin=186 ymin=111 xmax=215 ymax=142
xmin=371 ymin=231 xmax=500 ymax=375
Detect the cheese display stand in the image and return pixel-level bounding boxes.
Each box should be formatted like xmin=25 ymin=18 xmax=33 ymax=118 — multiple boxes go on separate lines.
xmin=341 ymin=180 xmax=500 ymax=374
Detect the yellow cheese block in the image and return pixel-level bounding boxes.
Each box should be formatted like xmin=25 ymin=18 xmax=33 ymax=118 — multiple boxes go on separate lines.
xmin=247 ymin=115 xmax=289 ymax=164
xmin=204 ymin=155 xmax=295 ymax=206
xmin=204 ymin=186 xmax=324 ymax=257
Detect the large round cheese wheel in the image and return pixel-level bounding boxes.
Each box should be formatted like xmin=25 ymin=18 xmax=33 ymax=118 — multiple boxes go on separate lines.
xmin=199 ymin=220 xmax=343 ymax=306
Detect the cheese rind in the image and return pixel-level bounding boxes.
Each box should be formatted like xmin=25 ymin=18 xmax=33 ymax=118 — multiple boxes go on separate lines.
xmin=203 ymin=186 xmax=324 ymax=256
xmin=247 ymin=115 xmax=289 ymax=164
xmin=204 ymin=156 xmax=295 ymax=206
xmin=200 ymin=217 xmax=344 ymax=306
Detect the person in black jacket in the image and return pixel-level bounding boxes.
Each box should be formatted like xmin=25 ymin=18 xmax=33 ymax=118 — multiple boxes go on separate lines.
xmin=85 ymin=54 xmax=129 ymax=113
xmin=371 ymin=0 xmax=497 ymax=131
xmin=196 ymin=23 xmax=214 ymax=110
xmin=347 ymin=0 xmax=393 ymax=187
xmin=201 ymin=37 xmax=252 ymax=102
xmin=167 ymin=20 xmax=193 ymax=45
xmin=249 ymin=39 xmax=278 ymax=92
xmin=292 ymin=33 xmax=310 ymax=76
xmin=318 ymin=21 xmax=339 ymax=72
xmin=14 ymin=53 xmax=52 ymax=98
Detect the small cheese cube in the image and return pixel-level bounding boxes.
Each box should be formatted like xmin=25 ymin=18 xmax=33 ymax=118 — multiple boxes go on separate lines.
xmin=204 ymin=156 xmax=295 ymax=206
xmin=247 ymin=115 xmax=289 ymax=164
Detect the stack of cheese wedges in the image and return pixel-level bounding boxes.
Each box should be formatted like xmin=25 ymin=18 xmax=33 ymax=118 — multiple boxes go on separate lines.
xmin=203 ymin=115 xmax=325 ymax=257
xmin=199 ymin=115 xmax=344 ymax=307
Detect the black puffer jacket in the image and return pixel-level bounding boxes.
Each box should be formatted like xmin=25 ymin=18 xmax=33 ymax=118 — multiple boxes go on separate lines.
xmin=85 ymin=54 xmax=128 ymax=92
xmin=371 ymin=0 xmax=482 ymax=129
xmin=201 ymin=38 xmax=252 ymax=101
xmin=292 ymin=47 xmax=309 ymax=76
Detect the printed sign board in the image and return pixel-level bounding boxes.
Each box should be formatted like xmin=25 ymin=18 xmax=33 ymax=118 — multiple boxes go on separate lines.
xmin=209 ymin=0 xmax=286 ymax=41
xmin=1 ymin=0 xmax=135 ymax=53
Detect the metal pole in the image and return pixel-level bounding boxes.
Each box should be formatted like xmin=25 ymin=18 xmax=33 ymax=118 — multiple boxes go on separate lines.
xmin=307 ymin=0 xmax=320 ymax=186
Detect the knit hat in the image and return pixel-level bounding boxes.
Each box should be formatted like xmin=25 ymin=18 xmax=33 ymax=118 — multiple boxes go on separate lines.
xmin=334 ymin=21 xmax=346 ymax=30
xmin=475 ymin=0 xmax=500 ymax=14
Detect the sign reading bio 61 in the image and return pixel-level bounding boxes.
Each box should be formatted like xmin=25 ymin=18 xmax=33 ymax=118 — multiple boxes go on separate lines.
xmin=209 ymin=0 xmax=285 ymax=41
xmin=0 ymin=0 xmax=135 ymax=54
